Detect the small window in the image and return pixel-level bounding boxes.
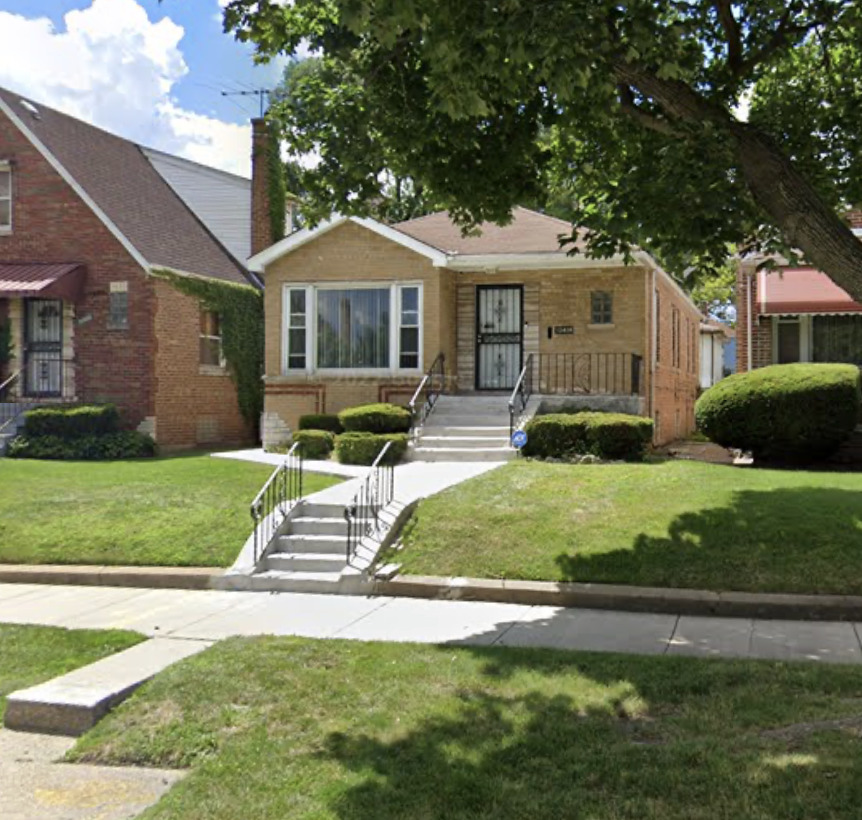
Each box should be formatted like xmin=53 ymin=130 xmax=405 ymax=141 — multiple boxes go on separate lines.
xmin=108 ymin=282 xmax=128 ymax=330
xmin=286 ymin=288 xmax=308 ymax=370
xmin=0 ymin=161 xmax=11 ymax=231
xmin=671 ymin=308 xmax=681 ymax=368
xmin=200 ymin=309 xmax=223 ymax=367
xmin=398 ymin=285 xmax=420 ymax=369
xmin=590 ymin=291 xmax=613 ymax=325
xmin=655 ymin=289 xmax=661 ymax=362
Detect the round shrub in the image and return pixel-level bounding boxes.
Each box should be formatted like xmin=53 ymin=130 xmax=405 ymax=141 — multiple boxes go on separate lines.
xmin=522 ymin=412 xmax=653 ymax=461
xmin=695 ymin=363 xmax=861 ymax=463
xmin=338 ymin=403 xmax=412 ymax=434
xmin=297 ymin=413 xmax=343 ymax=434
xmin=335 ymin=432 xmax=408 ymax=465
xmin=293 ymin=429 xmax=335 ymax=459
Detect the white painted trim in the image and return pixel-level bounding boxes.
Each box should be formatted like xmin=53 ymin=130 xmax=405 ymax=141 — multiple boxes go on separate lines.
xmin=0 ymin=95 xmax=149 ymax=272
xmin=249 ymin=215 xmax=449 ymax=272
xmin=447 ymin=253 xmax=631 ymax=271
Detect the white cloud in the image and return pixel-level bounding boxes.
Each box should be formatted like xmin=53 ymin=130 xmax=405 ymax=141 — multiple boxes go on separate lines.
xmin=0 ymin=0 xmax=251 ymax=176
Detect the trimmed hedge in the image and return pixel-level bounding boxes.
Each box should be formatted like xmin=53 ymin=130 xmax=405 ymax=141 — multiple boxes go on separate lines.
xmin=293 ymin=429 xmax=335 ymax=460
xmin=7 ymin=431 xmax=156 ymax=460
xmin=338 ymin=403 xmax=412 ymax=434
xmin=695 ymin=363 xmax=861 ymax=463
xmin=297 ymin=413 xmax=343 ymax=434
xmin=522 ymin=412 xmax=653 ymax=461
xmin=335 ymin=432 xmax=408 ymax=465
xmin=24 ymin=404 xmax=120 ymax=438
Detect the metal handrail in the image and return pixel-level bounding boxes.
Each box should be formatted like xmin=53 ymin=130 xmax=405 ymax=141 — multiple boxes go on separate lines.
xmin=0 ymin=369 xmax=20 ymax=397
xmin=508 ymin=354 xmax=534 ymax=441
xmin=250 ymin=442 xmax=304 ymax=561
xmin=344 ymin=441 xmax=396 ymax=567
xmin=0 ymin=370 xmax=23 ymax=435
xmin=408 ymin=353 xmax=445 ymax=436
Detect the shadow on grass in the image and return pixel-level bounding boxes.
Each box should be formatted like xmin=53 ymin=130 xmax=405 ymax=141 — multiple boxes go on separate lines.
xmin=321 ymin=646 xmax=862 ymax=819
xmin=555 ymin=487 xmax=862 ymax=594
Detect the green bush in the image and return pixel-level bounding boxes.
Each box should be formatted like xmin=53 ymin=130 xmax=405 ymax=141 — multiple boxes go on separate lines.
xmin=335 ymin=432 xmax=408 ymax=465
xmin=338 ymin=403 xmax=412 ymax=434
xmin=297 ymin=413 xmax=343 ymax=434
xmin=293 ymin=429 xmax=335 ymax=459
xmin=695 ymin=363 xmax=861 ymax=463
xmin=522 ymin=412 xmax=653 ymax=461
xmin=7 ymin=431 xmax=156 ymax=460
xmin=24 ymin=404 xmax=120 ymax=438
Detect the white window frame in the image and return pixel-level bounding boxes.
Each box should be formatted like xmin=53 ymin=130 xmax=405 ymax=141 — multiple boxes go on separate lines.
xmin=0 ymin=160 xmax=11 ymax=233
xmin=281 ymin=281 xmax=423 ymax=376
xmin=200 ymin=307 xmax=226 ymax=369
xmin=772 ymin=315 xmax=811 ymax=364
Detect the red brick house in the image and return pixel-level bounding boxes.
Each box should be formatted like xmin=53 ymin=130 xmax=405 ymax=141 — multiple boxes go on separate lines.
xmin=0 ymin=87 xmax=259 ymax=449
xmin=736 ymin=213 xmax=862 ymax=372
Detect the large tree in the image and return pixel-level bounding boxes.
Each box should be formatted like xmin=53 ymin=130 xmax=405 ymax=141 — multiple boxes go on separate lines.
xmin=224 ymin=0 xmax=862 ymax=298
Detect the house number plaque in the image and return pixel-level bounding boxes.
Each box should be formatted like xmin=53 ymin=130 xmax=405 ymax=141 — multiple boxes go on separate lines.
xmin=553 ymin=325 xmax=574 ymax=335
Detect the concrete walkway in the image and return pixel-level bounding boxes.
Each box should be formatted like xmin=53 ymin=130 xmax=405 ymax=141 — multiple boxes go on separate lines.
xmin=2 ymin=582 xmax=861 ymax=664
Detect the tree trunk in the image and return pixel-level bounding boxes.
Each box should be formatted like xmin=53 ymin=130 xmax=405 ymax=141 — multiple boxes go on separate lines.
xmin=614 ymin=61 xmax=862 ymax=302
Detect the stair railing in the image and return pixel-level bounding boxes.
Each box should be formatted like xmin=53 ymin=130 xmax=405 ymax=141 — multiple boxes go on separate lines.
xmin=508 ymin=354 xmax=534 ymax=442
xmin=407 ymin=353 xmax=445 ymax=438
xmin=250 ymin=442 xmax=304 ymax=562
xmin=0 ymin=370 xmax=23 ymax=434
xmin=344 ymin=441 xmax=395 ymax=567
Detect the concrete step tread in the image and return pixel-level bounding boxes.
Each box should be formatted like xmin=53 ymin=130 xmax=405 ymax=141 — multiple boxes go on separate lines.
xmin=253 ymin=570 xmax=344 ymax=584
xmin=269 ymin=551 xmax=346 ymax=562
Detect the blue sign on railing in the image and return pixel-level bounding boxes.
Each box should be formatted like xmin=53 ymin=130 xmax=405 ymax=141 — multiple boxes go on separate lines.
xmin=511 ymin=430 xmax=528 ymax=449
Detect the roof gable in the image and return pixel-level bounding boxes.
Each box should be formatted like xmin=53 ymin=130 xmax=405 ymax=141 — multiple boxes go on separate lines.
xmin=0 ymin=87 xmax=251 ymax=287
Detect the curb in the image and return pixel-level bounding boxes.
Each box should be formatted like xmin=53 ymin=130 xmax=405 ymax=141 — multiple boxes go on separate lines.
xmin=0 ymin=564 xmax=223 ymax=590
xmin=374 ymin=575 xmax=862 ymax=622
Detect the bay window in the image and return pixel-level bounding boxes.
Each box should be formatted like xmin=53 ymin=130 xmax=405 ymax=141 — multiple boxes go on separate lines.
xmin=284 ymin=283 xmax=422 ymax=373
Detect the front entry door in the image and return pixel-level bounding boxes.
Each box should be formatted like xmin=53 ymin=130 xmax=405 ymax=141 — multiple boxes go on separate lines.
xmin=476 ymin=285 xmax=523 ymax=390
xmin=23 ymin=298 xmax=63 ymax=397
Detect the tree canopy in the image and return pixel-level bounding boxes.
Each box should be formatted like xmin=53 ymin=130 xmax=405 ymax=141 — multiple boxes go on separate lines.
xmin=224 ymin=0 xmax=862 ymax=299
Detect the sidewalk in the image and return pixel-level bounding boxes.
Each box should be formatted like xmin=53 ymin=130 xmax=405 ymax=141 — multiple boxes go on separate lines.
xmin=2 ymin=582 xmax=860 ymax=664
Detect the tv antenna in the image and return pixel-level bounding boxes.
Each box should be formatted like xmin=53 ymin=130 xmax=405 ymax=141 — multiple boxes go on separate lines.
xmin=221 ymin=87 xmax=272 ymax=118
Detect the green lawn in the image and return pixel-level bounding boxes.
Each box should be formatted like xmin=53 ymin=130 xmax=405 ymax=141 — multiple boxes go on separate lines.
xmin=70 ymin=637 xmax=862 ymax=819
xmin=0 ymin=454 xmax=340 ymax=567
xmin=397 ymin=460 xmax=862 ymax=595
xmin=0 ymin=624 xmax=142 ymax=720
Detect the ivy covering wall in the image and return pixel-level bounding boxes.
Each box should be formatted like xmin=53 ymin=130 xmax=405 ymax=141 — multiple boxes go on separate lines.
xmin=152 ymin=269 xmax=264 ymax=428
xmin=267 ymin=120 xmax=287 ymax=246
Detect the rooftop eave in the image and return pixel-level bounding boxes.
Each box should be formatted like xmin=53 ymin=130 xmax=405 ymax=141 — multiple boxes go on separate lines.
xmin=444 ymin=252 xmax=630 ymax=272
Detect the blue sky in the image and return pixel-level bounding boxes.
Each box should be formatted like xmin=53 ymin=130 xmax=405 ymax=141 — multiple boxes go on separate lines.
xmin=0 ymin=0 xmax=287 ymax=175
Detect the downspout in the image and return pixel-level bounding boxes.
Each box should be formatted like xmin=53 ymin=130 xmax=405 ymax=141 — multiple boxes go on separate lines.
xmin=747 ymin=269 xmax=753 ymax=372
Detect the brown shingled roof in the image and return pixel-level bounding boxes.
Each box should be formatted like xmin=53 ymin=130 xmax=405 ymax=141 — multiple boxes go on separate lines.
xmin=394 ymin=206 xmax=583 ymax=255
xmin=0 ymin=87 xmax=251 ymax=286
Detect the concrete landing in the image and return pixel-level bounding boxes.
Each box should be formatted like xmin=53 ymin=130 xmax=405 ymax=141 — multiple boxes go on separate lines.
xmin=4 ymin=637 xmax=212 ymax=736
xmin=0 ymin=729 xmax=182 ymax=820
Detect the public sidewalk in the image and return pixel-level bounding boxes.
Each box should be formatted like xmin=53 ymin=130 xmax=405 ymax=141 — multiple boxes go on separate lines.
xmin=2 ymin=582 xmax=861 ymax=664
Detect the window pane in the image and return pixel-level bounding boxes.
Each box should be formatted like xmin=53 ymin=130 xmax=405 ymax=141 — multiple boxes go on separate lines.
xmin=317 ymin=288 xmax=390 ymax=368
xmin=109 ymin=292 xmax=128 ymax=329
xmin=591 ymin=291 xmax=612 ymax=324
xmin=777 ymin=321 xmax=800 ymax=364
xmin=290 ymin=289 xmax=306 ymax=315
xmin=0 ymin=170 xmax=9 ymax=197
xmin=400 ymin=326 xmax=419 ymax=363
xmin=813 ymin=315 xmax=862 ymax=364
xmin=401 ymin=287 xmax=419 ymax=315
xmin=200 ymin=337 xmax=221 ymax=366
xmin=0 ymin=200 xmax=9 ymax=227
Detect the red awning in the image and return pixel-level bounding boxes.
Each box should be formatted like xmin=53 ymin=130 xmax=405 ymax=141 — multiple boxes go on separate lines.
xmin=758 ymin=267 xmax=862 ymax=315
xmin=0 ymin=263 xmax=86 ymax=300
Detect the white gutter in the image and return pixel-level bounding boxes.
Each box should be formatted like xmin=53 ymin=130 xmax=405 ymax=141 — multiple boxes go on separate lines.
xmin=747 ymin=268 xmax=753 ymax=371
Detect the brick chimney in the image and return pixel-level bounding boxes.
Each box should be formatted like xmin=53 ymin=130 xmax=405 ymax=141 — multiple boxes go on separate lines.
xmin=251 ymin=118 xmax=274 ymax=256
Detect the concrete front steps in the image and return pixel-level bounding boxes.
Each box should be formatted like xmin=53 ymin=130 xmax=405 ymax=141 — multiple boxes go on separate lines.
xmin=410 ymin=395 xmax=525 ymax=462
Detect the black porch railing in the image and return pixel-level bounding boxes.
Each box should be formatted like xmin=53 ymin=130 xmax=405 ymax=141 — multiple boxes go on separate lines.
xmin=0 ymin=369 xmax=22 ymax=434
xmin=344 ymin=442 xmax=396 ymax=567
xmin=534 ymin=353 xmax=643 ymax=397
xmin=508 ymin=354 xmax=534 ymax=440
xmin=408 ymin=352 xmax=445 ymax=434
xmin=250 ymin=442 xmax=304 ymax=562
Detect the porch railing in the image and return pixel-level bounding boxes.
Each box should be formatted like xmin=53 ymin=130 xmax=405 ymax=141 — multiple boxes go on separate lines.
xmin=508 ymin=354 xmax=534 ymax=440
xmin=344 ymin=442 xmax=396 ymax=567
xmin=534 ymin=353 xmax=643 ymax=397
xmin=17 ymin=355 xmax=77 ymax=401
xmin=408 ymin=352 xmax=445 ymax=435
xmin=0 ymin=369 xmax=22 ymax=434
xmin=250 ymin=442 xmax=304 ymax=562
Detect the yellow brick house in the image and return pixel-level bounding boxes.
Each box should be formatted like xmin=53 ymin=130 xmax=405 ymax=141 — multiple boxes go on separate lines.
xmin=249 ymin=208 xmax=701 ymax=449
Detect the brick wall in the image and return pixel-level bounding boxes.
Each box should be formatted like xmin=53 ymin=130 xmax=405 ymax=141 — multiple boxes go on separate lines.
xmin=735 ymin=264 xmax=773 ymax=372
xmin=250 ymin=118 xmax=273 ymax=258
xmin=650 ymin=271 xmax=701 ymax=445
xmin=152 ymin=278 xmax=252 ymax=448
xmin=0 ymin=109 xmax=156 ymax=427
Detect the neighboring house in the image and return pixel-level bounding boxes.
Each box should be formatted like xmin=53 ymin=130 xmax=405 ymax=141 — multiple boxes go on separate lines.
xmin=249 ymin=206 xmax=702 ymax=447
xmin=736 ymin=214 xmax=862 ymax=372
xmin=0 ymin=87 xmax=259 ymax=448
xmin=699 ymin=320 xmax=734 ymax=389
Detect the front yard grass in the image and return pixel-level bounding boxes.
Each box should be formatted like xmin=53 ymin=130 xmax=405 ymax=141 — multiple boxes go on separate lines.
xmin=398 ymin=460 xmax=862 ymax=595
xmin=0 ymin=624 xmax=142 ymax=720
xmin=0 ymin=453 xmax=340 ymax=567
xmin=70 ymin=636 xmax=862 ymax=819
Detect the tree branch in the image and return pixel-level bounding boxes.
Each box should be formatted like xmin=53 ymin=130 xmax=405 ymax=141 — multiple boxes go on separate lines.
xmin=714 ymin=0 xmax=743 ymax=73
xmin=616 ymin=83 xmax=682 ymax=137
